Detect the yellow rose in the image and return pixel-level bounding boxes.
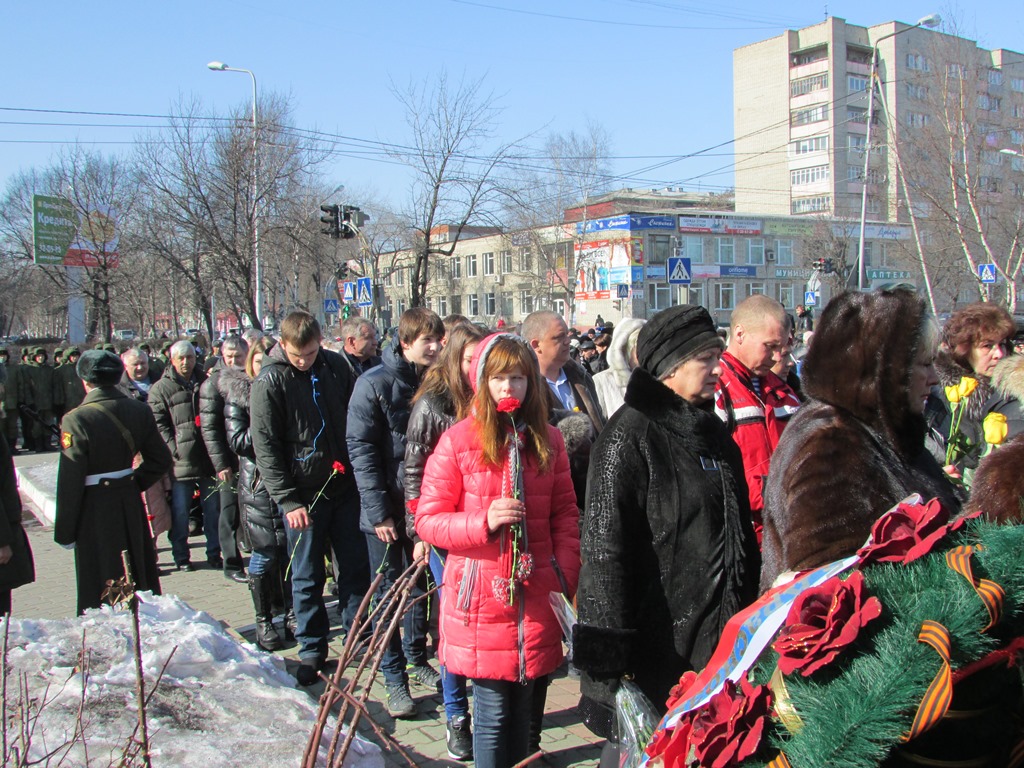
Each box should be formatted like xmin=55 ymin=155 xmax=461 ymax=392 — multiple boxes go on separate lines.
xmin=983 ymin=411 xmax=1008 ymax=445
xmin=945 ymin=384 xmax=961 ymax=404
xmin=957 ymin=376 xmax=978 ymax=399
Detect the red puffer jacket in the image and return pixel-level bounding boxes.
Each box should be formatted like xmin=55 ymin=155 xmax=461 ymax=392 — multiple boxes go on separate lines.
xmin=416 ymin=419 xmax=581 ymax=683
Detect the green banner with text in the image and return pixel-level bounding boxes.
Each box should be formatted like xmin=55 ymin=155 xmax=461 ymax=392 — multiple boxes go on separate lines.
xmin=32 ymin=194 xmax=78 ymax=266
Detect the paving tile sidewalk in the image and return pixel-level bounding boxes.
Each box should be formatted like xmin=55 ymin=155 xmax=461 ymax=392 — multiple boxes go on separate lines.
xmin=12 ymin=453 xmax=604 ymax=766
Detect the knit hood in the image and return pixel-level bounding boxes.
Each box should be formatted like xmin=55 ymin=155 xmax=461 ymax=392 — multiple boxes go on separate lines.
xmin=467 ymin=333 xmax=537 ymax=394
xmin=603 ymin=318 xmax=645 ymax=390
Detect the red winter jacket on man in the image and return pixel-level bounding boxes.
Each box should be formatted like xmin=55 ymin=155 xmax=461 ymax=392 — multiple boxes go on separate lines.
xmin=714 ymin=351 xmax=801 ymax=534
xmin=416 ymin=419 xmax=580 ymax=683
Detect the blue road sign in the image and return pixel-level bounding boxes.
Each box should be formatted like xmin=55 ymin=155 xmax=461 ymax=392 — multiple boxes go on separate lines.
xmin=804 ymin=290 xmax=817 ymax=307
xmin=323 ymin=298 xmax=341 ymax=313
xmin=342 ymin=282 xmax=355 ymax=302
xmin=356 ymin=277 xmax=373 ymax=307
xmin=668 ymin=257 xmax=692 ymax=285
xmin=978 ymin=263 xmax=997 ymax=284
xmin=616 ymin=283 xmax=629 ymax=299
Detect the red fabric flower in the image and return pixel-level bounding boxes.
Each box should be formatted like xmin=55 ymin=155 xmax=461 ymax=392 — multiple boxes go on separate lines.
xmin=645 ymin=715 xmax=693 ymax=766
xmin=194 ymin=415 xmax=202 ymax=427
xmin=857 ymin=497 xmax=980 ymax=566
xmin=773 ymin=570 xmax=882 ymax=676
xmin=665 ymin=670 xmax=699 ymax=712
xmin=332 ymin=460 xmax=346 ymax=474
xmin=689 ymin=677 xmax=772 ymax=768
xmin=496 ymin=397 xmax=521 ymax=413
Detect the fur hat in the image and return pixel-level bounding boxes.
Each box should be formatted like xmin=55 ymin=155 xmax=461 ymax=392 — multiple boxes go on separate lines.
xmin=77 ymin=350 xmax=124 ymax=387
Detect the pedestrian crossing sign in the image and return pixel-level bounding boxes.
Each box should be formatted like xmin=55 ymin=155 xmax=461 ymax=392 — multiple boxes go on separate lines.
xmin=978 ymin=263 xmax=997 ymax=284
xmin=342 ymin=282 xmax=355 ymax=302
xmin=356 ymin=277 xmax=373 ymax=307
xmin=668 ymin=256 xmax=692 ymax=285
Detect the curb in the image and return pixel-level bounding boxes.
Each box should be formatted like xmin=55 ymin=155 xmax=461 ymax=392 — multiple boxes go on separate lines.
xmin=15 ymin=463 xmax=57 ymax=527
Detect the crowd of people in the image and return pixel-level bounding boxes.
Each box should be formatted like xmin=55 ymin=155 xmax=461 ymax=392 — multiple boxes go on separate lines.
xmin=1 ymin=288 xmax=1023 ymax=767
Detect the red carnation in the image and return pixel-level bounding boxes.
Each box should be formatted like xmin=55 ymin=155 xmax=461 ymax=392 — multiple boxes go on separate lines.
xmin=195 ymin=415 xmax=201 ymax=427
xmin=332 ymin=460 xmax=346 ymax=474
xmin=496 ymin=397 xmax=521 ymax=413
xmin=689 ymin=677 xmax=772 ymax=768
xmin=857 ymin=497 xmax=980 ymax=566
xmin=773 ymin=570 xmax=882 ymax=676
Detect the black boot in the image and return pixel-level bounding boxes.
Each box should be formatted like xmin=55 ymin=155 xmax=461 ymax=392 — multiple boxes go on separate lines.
xmin=250 ymin=575 xmax=283 ymax=651
xmin=279 ymin=567 xmax=296 ymax=641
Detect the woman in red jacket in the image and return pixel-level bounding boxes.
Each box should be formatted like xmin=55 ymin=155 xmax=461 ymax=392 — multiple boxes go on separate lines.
xmin=416 ymin=333 xmax=580 ymax=768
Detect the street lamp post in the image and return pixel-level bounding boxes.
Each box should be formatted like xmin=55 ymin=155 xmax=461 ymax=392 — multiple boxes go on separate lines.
xmin=208 ymin=61 xmax=263 ymax=327
xmin=856 ymin=14 xmax=941 ymax=291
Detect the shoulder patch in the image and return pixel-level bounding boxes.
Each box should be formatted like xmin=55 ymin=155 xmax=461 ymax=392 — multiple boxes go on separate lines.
xmin=61 ymin=431 xmax=73 ymax=449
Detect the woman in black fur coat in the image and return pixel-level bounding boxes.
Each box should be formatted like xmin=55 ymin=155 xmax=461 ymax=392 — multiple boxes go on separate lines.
xmin=760 ymin=288 xmax=962 ymax=591
xmin=573 ymin=305 xmax=760 ymax=764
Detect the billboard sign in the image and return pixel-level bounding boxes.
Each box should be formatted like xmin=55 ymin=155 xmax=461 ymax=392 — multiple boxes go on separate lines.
xmin=32 ymin=195 xmax=78 ymax=266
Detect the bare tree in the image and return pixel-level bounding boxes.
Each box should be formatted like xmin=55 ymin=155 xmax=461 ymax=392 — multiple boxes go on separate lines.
xmin=389 ymin=72 xmax=524 ymax=308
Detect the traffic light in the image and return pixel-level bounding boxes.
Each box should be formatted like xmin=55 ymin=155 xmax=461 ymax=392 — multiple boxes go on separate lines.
xmin=824 ymin=258 xmax=835 ymax=274
xmin=320 ymin=204 xmax=340 ymax=238
xmin=340 ymin=205 xmax=365 ymax=239
xmin=342 ymin=304 xmax=352 ymax=320
xmin=811 ymin=258 xmax=826 ymax=271
xmin=337 ymin=263 xmax=349 ymax=281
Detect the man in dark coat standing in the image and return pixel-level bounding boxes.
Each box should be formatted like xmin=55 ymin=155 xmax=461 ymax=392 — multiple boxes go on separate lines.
xmin=54 ymin=350 xmax=172 ymax=615
xmin=574 ymin=305 xmax=760 ymax=764
xmin=0 ymin=432 xmax=34 ymax=613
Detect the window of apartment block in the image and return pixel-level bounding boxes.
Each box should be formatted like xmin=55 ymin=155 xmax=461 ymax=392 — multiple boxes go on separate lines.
xmin=714 ymin=282 xmax=736 ymax=311
xmin=848 ymin=166 xmax=884 ymax=184
xmin=647 ymin=283 xmax=671 ymax=312
xmin=688 ymin=282 xmax=705 ymax=308
xmin=1010 ymin=130 xmax=1024 ymax=146
xmin=791 ymin=195 xmax=831 ymax=214
xmin=846 ymin=106 xmax=869 ymax=124
xmin=988 ymin=69 xmax=1003 ymax=85
xmin=398 ymin=299 xmax=406 ymax=315
xmin=790 ymin=73 xmax=829 ymax=97
xmin=551 ymin=298 xmax=566 ymax=317
xmin=1010 ymin=156 xmax=1024 ymax=172
xmin=1012 ymin=78 xmax=1024 ymax=93
xmin=500 ymin=250 xmax=513 ymax=273
xmin=519 ymin=290 xmax=534 ymax=315
xmin=1014 ymin=105 xmax=1024 ymax=119
xmin=778 ymin=283 xmax=795 ymax=309
xmin=791 ymin=46 xmax=828 ymax=67
xmin=396 ymin=267 xmax=404 ymax=286
xmin=906 ymin=53 xmax=930 ymax=70
xmin=791 ymin=135 xmax=829 ymax=155
xmin=484 ymin=292 xmax=496 ymax=315
xmin=518 ymin=248 xmax=533 ymax=271
xmin=450 ymin=295 xmax=462 ymax=315
xmin=1013 ymin=182 xmax=1024 ymax=198
xmin=679 ymin=235 xmax=704 ymax=263
xmin=746 ymin=239 xmax=765 ymax=265
xmin=483 ymin=252 xmax=495 ymax=275
xmin=500 ymin=292 xmax=513 ymax=317
xmin=648 ymin=234 xmax=672 ymax=264
xmin=747 ymin=282 xmax=767 ymax=297
xmin=982 ymin=150 xmax=1003 ymax=165
xmin=775 ymin=239 xmax=795 ymax=265
xmin=848 ymin=75 xmax=868 ymax=93
xmin=947 ymin=63 xmax=965 ymax=79
xmin=848 ymin=134 xmax=867 ymax=154
xmin=716 ymin=238 xmax=735 ymax=265
xmin=980 ymin=176 xmax=1002 ymax=193
xmin=905 ymin=82 xmax=930 ymax=99
xmin=791 ymin=165 xmax=830 ymax=186
xmin=466 ymin=253 xmax=478 ymax=277
xmin=906 ymin=112 xmax=930 ymax=128
xmin=436 ymin=295 xmax=448 ymax=317
xmin=450 ymin=256 xmax=462 ymax=279
xmin=867 ymin=196 xmax=882 ymax=215
xmin=791 ymin=104 xmax=829 ymax=126
xmin=468 ymin=293 xmax=479 ymax=316
xmin=979 ymin=94 xmax=1001 ymax=112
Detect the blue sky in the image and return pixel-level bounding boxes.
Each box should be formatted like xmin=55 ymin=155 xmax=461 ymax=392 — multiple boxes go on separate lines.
xmin=2 ymin=1 xmax=1020 ymax=209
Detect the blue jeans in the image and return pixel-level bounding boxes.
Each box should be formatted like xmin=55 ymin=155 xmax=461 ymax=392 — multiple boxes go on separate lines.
xmin=170 ymin=478 xmax=221 ymax=565
xmin=248 ymin=546 xmax=281 ymax=577
xmin=472 ymin=678 xmax=536 ymax=768
xmin=365 ymin=532 xmax=429 ymax=685
xmin=430 ymin=547 xmax=469 ymax=720
xmin=284 ymin=489 xmax=369 ymax=661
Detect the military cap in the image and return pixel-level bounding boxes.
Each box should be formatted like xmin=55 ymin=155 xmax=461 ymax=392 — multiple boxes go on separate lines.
xmin=65 ymin=345 xmax=81 ymax=357
xmin=76 ymin=349 xmax=124 ymax=387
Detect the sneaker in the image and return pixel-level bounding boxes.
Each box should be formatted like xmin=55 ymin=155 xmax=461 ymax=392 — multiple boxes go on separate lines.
xmin=407 ymin=663 xmax=442 ymax=691
xmin=295 ymin=657 xmax=323 ymax=687
xmin=385 ymin=682 xmax=416 ymax=719
xmin=446 ymin=714 xmax=473 ymax=760
xmin=175 ymin=562 xmax=195 ymax=572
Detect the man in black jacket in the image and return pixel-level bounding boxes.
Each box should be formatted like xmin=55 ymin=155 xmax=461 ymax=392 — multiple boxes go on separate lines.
xmin=250 ymin=311 xmax=369 ymax=686
xmin=149 ymin=341 xmax=221 ymax=572
xmin=347 ymin=307 xmax=443 ymax=718
xmin=200 ymin=334 xmax=249 ymax=582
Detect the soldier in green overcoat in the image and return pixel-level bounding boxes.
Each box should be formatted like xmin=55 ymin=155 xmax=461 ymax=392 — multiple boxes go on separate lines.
xmin=54 ymin=350 xmax=172 ymax=614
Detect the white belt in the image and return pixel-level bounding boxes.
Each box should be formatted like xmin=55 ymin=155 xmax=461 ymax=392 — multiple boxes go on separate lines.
xmin=84 ymin=468 xmax=135 ymax=486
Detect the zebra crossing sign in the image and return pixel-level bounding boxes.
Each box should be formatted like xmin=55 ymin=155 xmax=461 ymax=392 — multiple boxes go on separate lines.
xmin=668 ymin=257 xmax=692 ymax=285
xmin=978 ymin=264 xmax=997 ymax=284
xmin=356 ymin=277 xmax=373 ymax=307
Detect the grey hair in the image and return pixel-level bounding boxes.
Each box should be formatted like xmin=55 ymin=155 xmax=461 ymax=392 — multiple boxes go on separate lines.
xmin=170 ymin=340 xmax=196 ymax=359
xmin=122 ymin=347 xmax=148 ymax=363
xmin=221 ymin=335 xmax=249 ymax=355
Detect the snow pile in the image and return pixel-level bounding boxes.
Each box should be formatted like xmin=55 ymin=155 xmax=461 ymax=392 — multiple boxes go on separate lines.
xmin=6 ymin=593 xmax=383 ymax=767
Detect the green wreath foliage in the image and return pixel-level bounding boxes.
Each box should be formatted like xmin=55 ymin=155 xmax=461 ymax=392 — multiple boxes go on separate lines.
xmin=739 ymin=520 xmax=1024 ymax=768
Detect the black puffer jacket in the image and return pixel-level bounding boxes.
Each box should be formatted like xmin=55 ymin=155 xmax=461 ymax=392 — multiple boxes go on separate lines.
xmin=574 ymin=366 xmax=759 ymax=733
xmin=200 ymin=363 xmax=238 ymax=474
xmin=222 ymin=366 xmax=284 ymax=551
xmin=250 ymin=344 xmax=355 ymax=513
xmin=403 ymin=390 xmax=456 ymax=541
xmin=347 ymin=336 xmax=422 ymax=534
xmin=148 ymin=365 xmax=213 ymax=482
